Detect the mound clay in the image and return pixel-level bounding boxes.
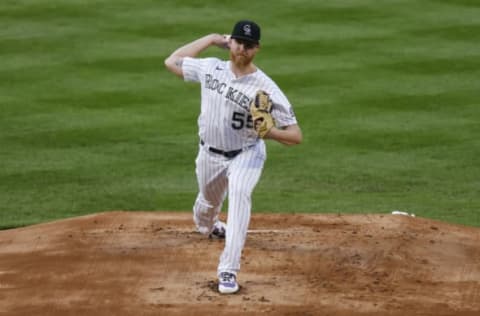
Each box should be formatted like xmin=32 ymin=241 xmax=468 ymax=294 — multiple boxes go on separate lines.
xmin=0 ymin=212 xmax=479 ymax=316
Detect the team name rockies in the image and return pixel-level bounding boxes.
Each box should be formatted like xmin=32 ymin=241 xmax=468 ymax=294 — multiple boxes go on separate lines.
xmin=205 ymin=74 xmax=251 ymax=110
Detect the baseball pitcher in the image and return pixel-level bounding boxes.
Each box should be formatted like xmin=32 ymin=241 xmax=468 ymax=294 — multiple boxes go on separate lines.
xmin=165 ymin=20 xmax=302 ymax=294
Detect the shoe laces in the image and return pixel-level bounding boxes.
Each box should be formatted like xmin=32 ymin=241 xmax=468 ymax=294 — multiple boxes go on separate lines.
xmin=211 ymin=226 xmax=225 ymax=237
xmin=220 ymin=272 xmax=235 ymax=283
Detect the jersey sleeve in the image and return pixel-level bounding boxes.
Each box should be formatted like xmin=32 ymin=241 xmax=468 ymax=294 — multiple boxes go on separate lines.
xmin=270 ymin=90 xmax=298 ymax=128
xmin=182 ymin=57 xmax=219 ymax=83
xmin=182 ymin=57 xmax=203 ymax=82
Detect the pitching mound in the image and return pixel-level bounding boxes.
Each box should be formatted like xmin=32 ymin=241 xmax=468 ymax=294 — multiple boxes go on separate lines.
xmin=0 ymin=212 xmax=479 ymax=316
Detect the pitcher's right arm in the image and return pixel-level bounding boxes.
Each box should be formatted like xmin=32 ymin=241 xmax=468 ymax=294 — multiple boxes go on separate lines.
xmin=164 ymin=34 xmax=229 ymax=78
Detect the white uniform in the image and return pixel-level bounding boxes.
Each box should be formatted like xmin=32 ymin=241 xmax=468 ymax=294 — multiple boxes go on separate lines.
xmin=182 ymin=57 xmax=297 ymax=276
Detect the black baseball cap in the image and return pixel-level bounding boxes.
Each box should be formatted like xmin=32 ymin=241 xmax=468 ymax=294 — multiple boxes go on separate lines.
xmin=230 ymin=20 xmax=261 ymax=44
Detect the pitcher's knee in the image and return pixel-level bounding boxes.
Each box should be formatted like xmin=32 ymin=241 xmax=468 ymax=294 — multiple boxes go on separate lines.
xmin=194 ymin=196 xmax=212 ymax=214
xmin=228 ymin=187 xmax=252 ymax=202
xmin=193 ymin=196 xmax=217 ymax=235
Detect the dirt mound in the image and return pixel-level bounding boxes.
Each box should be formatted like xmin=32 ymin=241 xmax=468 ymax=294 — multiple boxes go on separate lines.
xmin=0 ymin=212 xmax=479 ymax=316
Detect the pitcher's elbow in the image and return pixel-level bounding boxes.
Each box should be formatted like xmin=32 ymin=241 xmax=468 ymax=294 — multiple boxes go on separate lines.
xmin=293 ymin=131 xmax=303 ymax=145
xmin=164 ymin=56 xmax=174 ymax=71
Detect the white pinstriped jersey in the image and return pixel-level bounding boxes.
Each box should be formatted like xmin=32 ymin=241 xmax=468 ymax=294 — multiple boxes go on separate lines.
xmin=183 ymin=57 xmax=297 ymax=151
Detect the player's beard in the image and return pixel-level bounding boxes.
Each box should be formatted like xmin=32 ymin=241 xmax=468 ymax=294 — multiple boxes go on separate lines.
xmin=230 ymin=51 xmax=254 ymax=68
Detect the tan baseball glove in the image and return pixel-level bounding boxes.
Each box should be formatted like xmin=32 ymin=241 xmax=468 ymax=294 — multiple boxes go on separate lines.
xmin=250 ymin=90 xmax=275 ymax=138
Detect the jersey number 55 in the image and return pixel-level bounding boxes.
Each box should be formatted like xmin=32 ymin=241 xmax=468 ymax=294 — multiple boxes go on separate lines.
xmin=232 ymin=111 xmax=254 ymax=130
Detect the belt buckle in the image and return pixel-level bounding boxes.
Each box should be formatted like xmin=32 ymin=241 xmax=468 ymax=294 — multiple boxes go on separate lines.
xmin=201 ymin=140 xmax=241 ymax=159
xmin=224 ymin=150 xmax=240 ymax=159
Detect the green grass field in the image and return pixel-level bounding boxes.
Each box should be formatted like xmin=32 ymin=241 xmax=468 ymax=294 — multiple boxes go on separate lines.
xmin=1 ymin=0 xmax=479 ymax=228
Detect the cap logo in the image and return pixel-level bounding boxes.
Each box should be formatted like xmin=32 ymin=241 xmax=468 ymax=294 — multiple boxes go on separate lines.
xmin=243 ymin=24 xmax=252 ymax=36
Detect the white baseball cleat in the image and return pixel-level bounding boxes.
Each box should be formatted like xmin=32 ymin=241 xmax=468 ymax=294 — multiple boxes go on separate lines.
xmin=218 ymin=272 xmax=239 ymax=294
xmin=209 ymin=221 xmax=226 ymax=239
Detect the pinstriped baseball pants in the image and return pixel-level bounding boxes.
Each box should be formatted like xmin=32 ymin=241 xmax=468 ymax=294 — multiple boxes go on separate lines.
xmin=193 ymin=141 xmax=266 ymax=276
